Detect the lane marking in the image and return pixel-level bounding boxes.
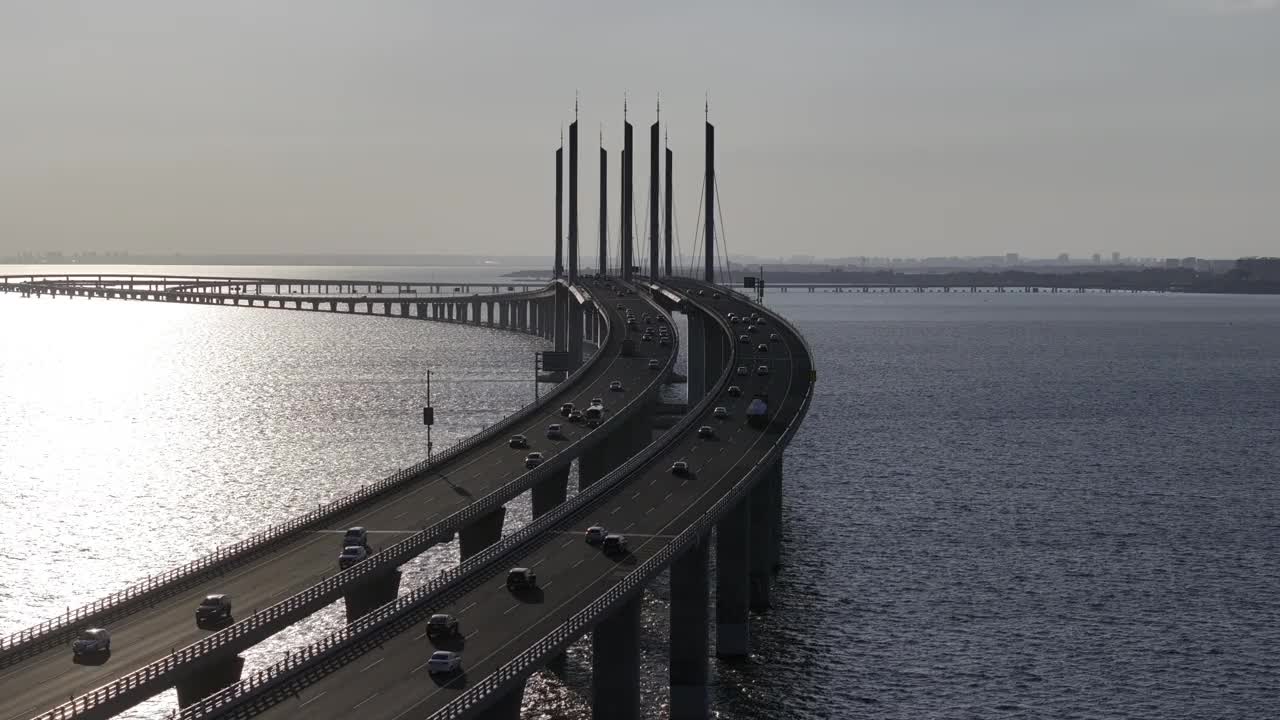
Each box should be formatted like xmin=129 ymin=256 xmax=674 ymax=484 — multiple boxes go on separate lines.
xmin=360 ymin=657 xmax=385 ymax=673
xmin=503 ymin=605 xmax=519 ymax=615
xmin=298 ymin=691 xmax=327 ymax=709
xmin=610 ymin=506 xmax=621 ymax=515
xmin=573 ymin=559 xmax=585 ymax=568
xmin=352 ymin=692 xmax=380 ymax=710
xmin=460 ymin=601 xmax=477 ymax=614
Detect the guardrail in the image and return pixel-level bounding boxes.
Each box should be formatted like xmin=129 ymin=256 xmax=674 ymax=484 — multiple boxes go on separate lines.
xmin=2 ymin=279 xmax=558 ymax=306
xmin=171 ymin=291 xmax=694 ymax=720
xmin=427 ymin=292 xmax=814 ymax=720
xmin=0 ymin=284 xmax=596 ymax=665
xmin=29 ymin=285 xmax=669 ymax=720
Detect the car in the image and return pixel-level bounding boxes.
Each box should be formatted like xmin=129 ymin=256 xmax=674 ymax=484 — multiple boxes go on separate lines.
xmin=770 ymin=333 xmax=780 ymax=342
xmin=195 ymin=594 xmax=232 ymax=625
xmin=739 ymin=335 xmax=750 ymax=344
xmin=736 ymin=366 xmax=748 ymax=376
xmin=727 ymin=313 xmax=738 ymax=322
xmin=670 ymin=460 xmax=689 ymax=475
xmin=747 ymin=325 xmax=758 ymax=333
xmin=756 ymin=317 xmax=767 ymax=326
xmin=508 ymin=434 xmax=528 ymax=449
xmin=616 ymin=303 xmax=624 ymax=310
xmin=697 ymin=290 xmax=705 ymax=296
xmin=427 ymin=650 xmax=462 ymax=674
xmin=342 ymin=527 xmax=368 ymax=548
xmin=426 ymin=613 xmax=459 ymax=640
xmin=609 ymin=380 xmax=624 ymax=392
xmin=339 ymin=545 xmax=370 ymax=569
xmin=697 ymin=425 xmax=715 ymax=439
xmin=546 ymin=423 xmax=564 ymax=439
xmin=727 ymin=385 xmax=743 ymax=397
xmin=585 ymin=418 xmax=601 ymax=428
xmin=640 ymin=334 xmax=652 ymax=342
xmin=585 ymin=525 xmax=607 ymax=544
xmin=591 ymin=397 xmax=604 ymax=407
xmin=713 ymin=406 xmax=728 ymax=419
xmin=525 ymin=452 xmax=544 ymax=468
xmin=659 ymin=337 xmax=671 ymax=346
xmin=603 ymin=534 xmax=629 ymax=555
xmin=712 ymin=292 xmax=721 ymax=299
xmin=648 ymin=359 xmax=660 ymax=370
xmin=507 ymin=567 xmax=538 ymax=590
xmin=568 ymin=410 xmax=583 ymax=423
xmin=757 ymin=365 xmax=770 ymax=376
xmin=757 ymin=344 xmax=769 ymax=353
xmin=559 ymin=403 xmax=574 ymax=417
xmin=72 ymin=628 xmax=111 ymax=656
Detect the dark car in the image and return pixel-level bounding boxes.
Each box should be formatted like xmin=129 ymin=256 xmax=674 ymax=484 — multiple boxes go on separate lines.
xmin=195 ymin=594 xmax=232 ymax=625
xmin=506 ymin=567 xmax=538 ymax=591
xmin=426 ymin=613 xmax=459 ymax=640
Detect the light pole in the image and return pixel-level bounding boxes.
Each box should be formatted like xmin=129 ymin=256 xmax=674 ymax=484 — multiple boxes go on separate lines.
xmin=423 ymin=369 xmax=435 ymax=462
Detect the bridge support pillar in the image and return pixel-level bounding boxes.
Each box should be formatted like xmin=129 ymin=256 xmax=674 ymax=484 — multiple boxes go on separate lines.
xmin=500 ymin=301 xmax=509 ymax=328
xmin=175 ymin=654 xmax=246 ymax=708
xmin=703 ymin=318 xmax=727 ymax=393
xmin=459 ymin=506 xmax=506 ymax=560
xmin=592 ymin=592 xmax=642 ymax=720
xmin=716 ymin=494 xmax=751 ymax=657
xmin=476 ymin=678 xmax=526 ymax=720
xmin=670 ymin=536 xmax=711 ymax=720
xmin=343 ymin=569 xmax=403 ymax=622
xmin=769 ymin=458 xmax=783 ymax=573
xmin=749 ymin=477 xmax=774 ymax=611
xmin=531 ymin=465 xmax=570 ymax=518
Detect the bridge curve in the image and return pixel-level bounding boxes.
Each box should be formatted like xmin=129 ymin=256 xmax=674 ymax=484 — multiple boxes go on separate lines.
xmin=169 ymin=277 xmax=813 ymax=720
xmin=0 ymin=277 xmax=679 ymax=720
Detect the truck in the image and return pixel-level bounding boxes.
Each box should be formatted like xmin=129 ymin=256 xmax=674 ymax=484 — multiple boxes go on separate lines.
xmin=746 ymin=394 xmax=769 ymax=429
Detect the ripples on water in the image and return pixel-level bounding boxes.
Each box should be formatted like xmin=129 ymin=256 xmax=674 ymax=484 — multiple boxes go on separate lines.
xmin=4 ymin=276 xmax=1279 ymax=719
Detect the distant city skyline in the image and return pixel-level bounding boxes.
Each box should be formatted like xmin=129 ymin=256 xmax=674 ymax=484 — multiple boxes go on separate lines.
xmin=2 ymin=1 xmax=1278 ymax=260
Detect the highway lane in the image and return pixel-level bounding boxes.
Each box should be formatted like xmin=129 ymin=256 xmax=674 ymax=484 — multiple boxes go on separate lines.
xmin=241 ymin=292 xmax=809 ymax=720
xmin=0 ymin=285 xmax=671 ymax=720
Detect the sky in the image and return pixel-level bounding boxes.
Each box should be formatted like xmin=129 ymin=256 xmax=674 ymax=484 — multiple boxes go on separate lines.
xmin=1 ymin=0 xmax=1277 ymax=262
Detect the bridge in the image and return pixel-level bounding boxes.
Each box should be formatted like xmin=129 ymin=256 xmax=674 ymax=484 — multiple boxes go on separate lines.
xmin=0 ymin=112 xmax=814 ymax=720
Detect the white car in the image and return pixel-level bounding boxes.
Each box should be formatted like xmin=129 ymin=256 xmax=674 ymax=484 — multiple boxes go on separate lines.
xmin=609 ymin=380 xmax=624 ymax=392
xmin=427 ymin=650 xmax=462 ymax=674
xmin=72 ymin=628 xmax=111 ymax=656
xmin=736 ymin=366 xmax=748 ymax=376
xmin=670 ymin=460 xmax=689 ymax=475
xmin=648 ymin=359 xmax=660 ymax=370
xmin=525 ymin=452 xmax=544 ymax=469
xmin=339 ymin=545 xmax=370 ymax=569
xmin=591 ymin=397 xmax=604 ymax=407
xmin=697 ymin=425 xmax=715 ymax=439
xmin=756 ymin=365 xmax=770 ymax=376
xmin=712 ymin=406 xmax=728 ymax=419
xmin=770 ymin=333 xmax=780 ymax=343
xmin=585 ymin=525 xmax=607 ymax=544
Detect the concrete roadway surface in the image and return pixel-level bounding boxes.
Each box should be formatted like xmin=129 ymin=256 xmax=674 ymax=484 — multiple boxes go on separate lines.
xmin=245 ymin=293 xmax=807 ymax=720
xmin=0 ymin=286 xmax=670 ymax=720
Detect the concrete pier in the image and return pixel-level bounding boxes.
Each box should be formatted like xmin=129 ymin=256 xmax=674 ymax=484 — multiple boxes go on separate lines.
xmin=769 ymin=459 xmax=783 ymax=573
xmin=343 ymin=569 xmax=403 ymax=623
xmin=477 ymin=680 xmax=525 ymax=720
xmin=749 ymin=477 xmax=774 ymax=611
xmin=175 ymin=654 xmax=245 ymax=708
xmin=687 ymin=312 xmax=707 ymax=404
xmin=716 ymin=494 xmax=751 ymax=657
xmin=459 ymin=506 xmax=507 ymax=560
xmin=669 ymin=537 xmax=710 ymax=720
xmin=531 ymin=466 xmax=570 ymax=518
xmin=592 ymin=593 xmax=642 ymax=720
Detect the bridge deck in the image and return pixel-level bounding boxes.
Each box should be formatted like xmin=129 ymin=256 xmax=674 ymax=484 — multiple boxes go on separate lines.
xmin=224 ymin=288 xmax=810 ymax=720
xmin=0 ymin=289 xmax=666 ymax=720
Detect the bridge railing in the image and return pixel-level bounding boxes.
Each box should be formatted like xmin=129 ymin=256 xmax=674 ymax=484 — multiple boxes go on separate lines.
xmin=0 ymin=284 xmax=596 ymax=664
xmin=426 ymin=293 xmax=814 ymax=720
xmin=172 ymin=291 xmax=690 ymax=720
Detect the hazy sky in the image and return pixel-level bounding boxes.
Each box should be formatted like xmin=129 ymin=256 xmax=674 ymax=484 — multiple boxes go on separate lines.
xmin=2 ymin=1 xmax=1277 ymax=261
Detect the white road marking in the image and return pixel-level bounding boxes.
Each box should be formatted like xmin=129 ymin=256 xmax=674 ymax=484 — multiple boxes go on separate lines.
xmin=610 ymin=506 xmax=621 ymax=515
xmin=573 ymin=559 xmax=585 ymax=567
xmin=360 ymin=657 xmax=384 ymax=673
xmin=504 ymin=605 xmax=519 ymax=615
xmin=298 ymin=691 xmax=327 ymax=708
xmin=460 ymin=601 xmax=477 ymax=613
xmin=352 ymin=692 xmax=379 ymax=710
